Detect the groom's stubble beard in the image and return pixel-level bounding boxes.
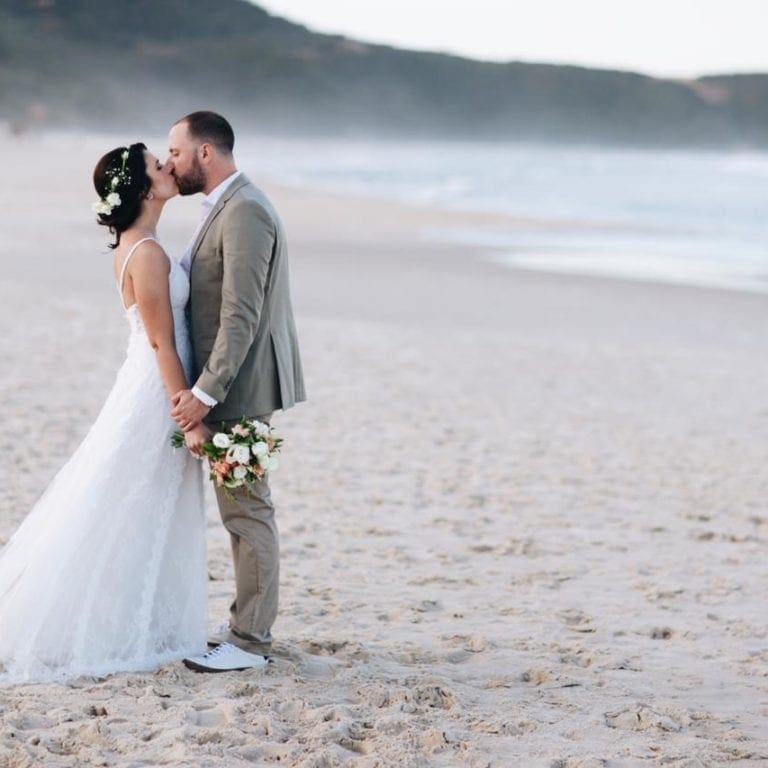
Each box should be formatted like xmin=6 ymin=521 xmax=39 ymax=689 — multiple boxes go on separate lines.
xmin=175 ymin=153 xmax=206 ymax=196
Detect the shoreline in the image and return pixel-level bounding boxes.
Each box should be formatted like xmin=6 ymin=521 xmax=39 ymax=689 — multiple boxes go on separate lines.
xmin=275 ymin=178 xmax=768 ymax=299
xmin=10 ymin=128 xmax=768 ymax=299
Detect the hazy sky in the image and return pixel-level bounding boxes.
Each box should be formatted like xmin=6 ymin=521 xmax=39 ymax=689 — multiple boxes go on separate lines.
xmin=256 ymin=1 xmax=767 ymax=78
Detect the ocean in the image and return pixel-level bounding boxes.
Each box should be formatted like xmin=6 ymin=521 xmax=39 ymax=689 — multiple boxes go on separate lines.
xmin=238 ymin=137 xmax=768 ymax=294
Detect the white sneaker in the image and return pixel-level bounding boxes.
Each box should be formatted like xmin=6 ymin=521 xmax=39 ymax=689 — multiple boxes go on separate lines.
xmin=183 ymin=642 xmax=269 ymax=673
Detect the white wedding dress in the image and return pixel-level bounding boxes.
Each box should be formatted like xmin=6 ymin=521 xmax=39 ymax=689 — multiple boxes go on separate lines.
xmin=0 ymin=237 xmax=207 ymax=684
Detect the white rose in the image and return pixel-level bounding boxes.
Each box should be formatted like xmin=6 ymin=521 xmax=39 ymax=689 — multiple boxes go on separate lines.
xmin=226 ymin=444 xmax=251 ymax=464
xmin=233 ymin=465 xmax=248 ymax=480
xmin=266 ymin=456 xmax=279 ymax=472
xmin=106 ymin=192 xmax=121 ymax=207
xmin=212 ymin=433 xmax=231 ymax=449
xmin=233 ymin=445 xmax=251 ymax=464
xmin=251 ymin=441 xmax=268 ymax=457
xmin=250 ymin=420 xmax=270 ymax=437
xmin=257 ymin=453 xmax=270 ymax=469
xmin=92 ymin=200 xmax=111 ymax=215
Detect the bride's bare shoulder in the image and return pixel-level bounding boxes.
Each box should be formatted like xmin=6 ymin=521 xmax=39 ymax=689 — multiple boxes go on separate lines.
xmin=116 ymin=238 xmax=169 ymax=280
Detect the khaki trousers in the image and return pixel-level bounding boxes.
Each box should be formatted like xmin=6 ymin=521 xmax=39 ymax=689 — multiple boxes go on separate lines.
xmin=211 ymin=413 xmax=279 ymax=655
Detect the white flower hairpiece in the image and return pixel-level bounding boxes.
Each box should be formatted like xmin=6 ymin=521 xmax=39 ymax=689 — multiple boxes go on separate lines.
xmin=92 ymin=149 xmax=131 ymax=216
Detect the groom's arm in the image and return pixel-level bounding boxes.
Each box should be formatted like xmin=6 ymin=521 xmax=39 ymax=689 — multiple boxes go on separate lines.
xmin=195 ymin=199 xmax=276 ymax=404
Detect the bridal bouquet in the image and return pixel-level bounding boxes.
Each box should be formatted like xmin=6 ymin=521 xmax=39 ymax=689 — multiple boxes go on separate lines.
xmin=171 ymin=418 xmax=282 ymax=491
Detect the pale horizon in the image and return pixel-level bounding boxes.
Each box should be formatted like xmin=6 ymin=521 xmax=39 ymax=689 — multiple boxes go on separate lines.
xmin=256 ymin=0 xmax=768 ymax=79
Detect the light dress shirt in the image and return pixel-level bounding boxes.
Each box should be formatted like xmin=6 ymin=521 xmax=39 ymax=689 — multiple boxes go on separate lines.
xmin=182 ymin=170 xmax=242 ymax=408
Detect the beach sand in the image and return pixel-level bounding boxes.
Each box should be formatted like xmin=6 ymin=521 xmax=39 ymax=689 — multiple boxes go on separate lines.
xmin=0 ymin=133 xmax=766 ymax=767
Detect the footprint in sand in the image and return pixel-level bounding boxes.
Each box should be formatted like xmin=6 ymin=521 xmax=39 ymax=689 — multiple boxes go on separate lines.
xmin=358 ymin=679 xmax=456 ymax=712
xmin=298 ymin=639 xmax=370 ymax=664
xmin=473 ymin=718 xmax=535 ymax=736
xmin=187 ymin=702 xmax=229 ymax=728
xmin=298 ymin=654 xmax=345 ymax=679
xmin=604 ymin=705 xmax=682 ymax=732
xmin=302 ymin=707 xmax=375 ymax=756
xmin=442 ymin=633 xmax=490 ymax=663
xmin=301 ymin=639 xmax=349 ymax=655
xmin=645 ymin=587 xmax=685 ymax=603
xmin=413 ymin=599 xmax=443 ymax=613
xmin=337 ymin=720 xmax=375 ymax=756
xmin=555 ymin=645 xmax=593 ymax=668
xmin=442 ymin=633 xmax=489 ymax=651
xmin=649 ymin=626 xmax=675 ymax=640
xmin=559 ymin=608 xmax=596 ymax=633
xmin=519 ymin=668 xmax=551 ymax=686
xmin=239 ymin=743 xmax=293 ymax=763
xmin=365 ymin=526 xmax=397 ymax=536
xmin=412 ymin=684 xmax=456 ymax=710
xmin=415 ymin=727 xmax=463 ymax=752
xmin=500 ymin=537 xmax=542 ymax=556
xmin=7 ymin=713 xmax=56 ymax=730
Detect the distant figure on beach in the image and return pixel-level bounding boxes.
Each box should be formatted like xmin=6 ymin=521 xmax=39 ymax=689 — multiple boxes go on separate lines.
xmin=0 ymin=112 xmax=305 ymax=683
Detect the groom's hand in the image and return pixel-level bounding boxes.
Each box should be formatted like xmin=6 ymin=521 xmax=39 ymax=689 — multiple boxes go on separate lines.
xmin=171 ymin=389 xmax=211 ymax=431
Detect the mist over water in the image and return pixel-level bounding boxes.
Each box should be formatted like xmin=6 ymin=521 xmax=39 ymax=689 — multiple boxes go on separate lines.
xmin=238 ymin=136 xmax=768 ymax=293
xmin=23 ymin=130 xmax=766 ymax=294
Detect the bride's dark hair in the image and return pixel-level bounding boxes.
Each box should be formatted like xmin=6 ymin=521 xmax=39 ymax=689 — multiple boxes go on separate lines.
xmin=92 ymin=142 xmax=151 ymax=249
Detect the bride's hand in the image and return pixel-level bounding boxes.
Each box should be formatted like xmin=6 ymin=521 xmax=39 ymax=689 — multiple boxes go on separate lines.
xmin=172 ymin=389 xmax=211 ymax=431
xmin=185 ymin=423 xmax=212 ymax=458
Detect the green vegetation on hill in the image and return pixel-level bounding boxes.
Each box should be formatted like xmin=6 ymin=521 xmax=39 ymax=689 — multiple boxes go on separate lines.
xmin=0 ymin=0 xmax=765 ymax=145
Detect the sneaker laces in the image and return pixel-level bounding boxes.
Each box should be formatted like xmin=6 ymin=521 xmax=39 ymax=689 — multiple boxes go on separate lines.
xmin=203 ymin=642 xmax=234 ymax=660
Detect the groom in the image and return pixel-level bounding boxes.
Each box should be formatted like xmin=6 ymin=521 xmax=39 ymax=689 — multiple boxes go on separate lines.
xmin=167 ymin=111 xmax=305 ymax=672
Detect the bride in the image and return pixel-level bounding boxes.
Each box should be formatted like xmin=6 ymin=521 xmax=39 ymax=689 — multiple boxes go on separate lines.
xmin=0 ymin=142 xmax=209 ymax=683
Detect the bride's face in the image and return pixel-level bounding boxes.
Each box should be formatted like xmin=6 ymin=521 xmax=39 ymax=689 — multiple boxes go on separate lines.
xmin=144 ymin=150 xmax=178 ymax=201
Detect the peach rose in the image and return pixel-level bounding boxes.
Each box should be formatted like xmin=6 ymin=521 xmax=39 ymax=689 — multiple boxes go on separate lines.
xmin=212 ymin=459 xmax=233 ymax=478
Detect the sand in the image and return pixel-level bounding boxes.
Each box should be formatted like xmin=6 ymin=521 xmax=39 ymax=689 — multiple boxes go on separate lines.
xmin=0 ymin=132 xmax=766 ymax=767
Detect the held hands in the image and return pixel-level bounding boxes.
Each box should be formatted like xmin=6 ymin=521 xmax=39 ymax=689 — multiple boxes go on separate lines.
xmin=184 ymin=422 xmax=212 ymax=458
xmin=171 ymin=389 xmax=211 ymax=432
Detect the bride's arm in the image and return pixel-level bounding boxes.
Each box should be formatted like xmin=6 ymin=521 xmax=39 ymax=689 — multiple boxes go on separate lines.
xmin=129 ymin=242 xmax=188 ymax=399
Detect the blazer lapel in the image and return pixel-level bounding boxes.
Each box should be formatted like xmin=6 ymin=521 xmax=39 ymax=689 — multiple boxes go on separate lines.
xmin=190 ymin=174 xmax=250 ymax=268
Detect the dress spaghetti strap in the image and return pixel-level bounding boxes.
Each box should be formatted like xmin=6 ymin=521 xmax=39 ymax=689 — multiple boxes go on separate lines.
xmin=116 ymin=236 xmax=159 ymax=310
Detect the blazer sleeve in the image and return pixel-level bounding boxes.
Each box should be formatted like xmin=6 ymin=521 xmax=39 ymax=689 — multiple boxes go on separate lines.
xmin=194 ymin=198 xmax=275 ymax=403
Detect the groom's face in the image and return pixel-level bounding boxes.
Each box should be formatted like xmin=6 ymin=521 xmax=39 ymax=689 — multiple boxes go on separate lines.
xmin=167 ymin=122 xmax=206 ymax=196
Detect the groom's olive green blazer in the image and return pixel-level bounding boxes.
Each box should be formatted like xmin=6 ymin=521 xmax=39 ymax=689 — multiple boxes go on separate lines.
xmin=188 ymin=174 xmax=306 ymax=421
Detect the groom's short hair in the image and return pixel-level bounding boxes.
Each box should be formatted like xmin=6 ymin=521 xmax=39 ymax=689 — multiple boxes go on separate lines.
xmin=178 ymin=111 xmax=235 ymax=155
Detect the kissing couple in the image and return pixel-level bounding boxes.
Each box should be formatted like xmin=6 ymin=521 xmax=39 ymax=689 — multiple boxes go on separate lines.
xmin=0 ymin=111 xmax=306 ymax=683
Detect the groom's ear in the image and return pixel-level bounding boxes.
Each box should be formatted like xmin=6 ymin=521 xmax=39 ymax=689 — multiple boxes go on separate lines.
xmin=199 ymin=143 xmax=214 ymax=163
